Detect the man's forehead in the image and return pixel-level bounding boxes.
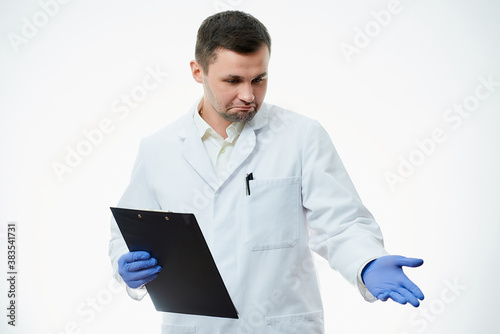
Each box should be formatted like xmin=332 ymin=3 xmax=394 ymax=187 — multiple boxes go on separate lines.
xmin=211 ymin=45 xmax=269 ymax=61
xmin=208 ymin=46 xmax=270 ymax=73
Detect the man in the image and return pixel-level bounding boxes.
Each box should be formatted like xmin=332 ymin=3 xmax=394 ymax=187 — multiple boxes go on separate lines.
xmin=109 ymin=10 xmax=424 ymax=333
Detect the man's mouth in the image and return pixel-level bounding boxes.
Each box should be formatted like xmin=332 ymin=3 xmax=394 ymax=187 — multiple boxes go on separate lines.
xmin=231 ymin=106 xmax=255 ymax=110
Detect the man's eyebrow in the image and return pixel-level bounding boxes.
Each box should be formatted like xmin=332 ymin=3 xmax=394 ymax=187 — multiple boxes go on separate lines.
xmin=223 ymin=72 xmax=268 ymax=80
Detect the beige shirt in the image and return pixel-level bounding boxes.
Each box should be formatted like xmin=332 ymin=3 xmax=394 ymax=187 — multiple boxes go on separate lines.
xmin=193 ymin=109 xmax=245 ymax=183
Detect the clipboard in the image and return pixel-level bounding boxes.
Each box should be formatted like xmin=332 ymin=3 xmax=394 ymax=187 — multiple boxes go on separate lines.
xmin=110 ymin=207 xmax=238 ymax=319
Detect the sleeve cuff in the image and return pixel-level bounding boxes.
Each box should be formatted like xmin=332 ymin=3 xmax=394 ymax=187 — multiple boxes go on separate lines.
xmin=125 ymin=285 xmax=148 ymax=301
xmin=356 ymin=257 xmax=379 ymax=302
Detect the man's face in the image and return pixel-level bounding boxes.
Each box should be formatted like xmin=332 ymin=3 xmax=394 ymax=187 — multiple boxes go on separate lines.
xmin=196 ymin=45 xmax=270 ymax=123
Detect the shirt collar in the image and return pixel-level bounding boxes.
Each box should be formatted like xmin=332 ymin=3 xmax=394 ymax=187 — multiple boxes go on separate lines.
xmin=179 ymin=99 xmax=270 ymax=140
xmin=226 ymin=120 xmax=245 ymax=142
xmin=193 ymin=107 xmax=245 ymax=142
xmin=193 ymin=107 xmax=212 ymax=139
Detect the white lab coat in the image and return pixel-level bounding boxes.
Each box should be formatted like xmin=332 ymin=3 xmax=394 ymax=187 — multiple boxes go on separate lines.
xmin=109 ymin=101 xmax=389 ymax=334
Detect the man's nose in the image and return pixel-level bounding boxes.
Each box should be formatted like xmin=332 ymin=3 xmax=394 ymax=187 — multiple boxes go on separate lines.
xmin=238 ymin=82 xmax=254 ymax=103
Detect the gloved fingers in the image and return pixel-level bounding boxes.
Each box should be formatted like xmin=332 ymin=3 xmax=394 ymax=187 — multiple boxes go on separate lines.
xmin=401 ymin=276 xmax=425 ymax=301
xmin=126 ymin=257 xmax=158 ymax=272
xmin=395 ymin=256 xmax=424 ymax=268
xmin=124 ymin=265 xmax=162 ymax=282
xmin=119 ymin=251 xmax=151 ymax=264
xmin=393 ymin=287 xmax=421 ymax=307
xmin=386 ymin=290 xmax=409 ymax=305
xmin=117 ymin=251 xmax=163 ymax=289
xmin=377 ymin=291 xmax=390 ymax=301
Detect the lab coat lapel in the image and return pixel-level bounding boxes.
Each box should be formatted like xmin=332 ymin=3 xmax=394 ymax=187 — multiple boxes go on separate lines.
xmin=224 ymin=103 xmax=269 ymax=177
xmin=226 ymin=125 xmax=256 ymax=176
xmin=178 ymin=111 xmax=220 ymax=192
xmin=177 ymin=102 xmax=270 ymax=189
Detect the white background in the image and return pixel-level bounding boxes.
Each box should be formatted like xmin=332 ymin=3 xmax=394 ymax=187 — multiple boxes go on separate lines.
xmin=1 ymin=0 xmax=499 ymax=333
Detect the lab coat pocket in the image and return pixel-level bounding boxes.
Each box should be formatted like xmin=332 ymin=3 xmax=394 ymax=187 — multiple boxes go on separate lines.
xmin=266 ymin=311 xmax=324 ymax=334
xmin=161 ymin=323 xmax=196 ymax=333
xmin=243 ymin=176 xmax=300 ymax=250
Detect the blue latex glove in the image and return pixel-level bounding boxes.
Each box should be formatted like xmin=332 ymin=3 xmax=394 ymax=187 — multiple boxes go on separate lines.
xmin=362 ymin=255 xmax=424 ymax=307
xmin=118 ymin=251 xmax=162 ymax=289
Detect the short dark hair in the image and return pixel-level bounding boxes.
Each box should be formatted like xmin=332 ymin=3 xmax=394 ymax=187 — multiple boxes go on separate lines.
xmin=195 ymin=11 xmax=271 ymax=73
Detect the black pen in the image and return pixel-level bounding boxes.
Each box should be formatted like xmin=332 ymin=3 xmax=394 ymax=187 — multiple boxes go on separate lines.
xmin=245 ymin=172 xmax=253 ymax=196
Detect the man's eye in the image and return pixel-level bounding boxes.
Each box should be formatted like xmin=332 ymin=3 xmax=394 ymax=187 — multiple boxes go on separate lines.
xmin=226 ymin=80 xmax=239 ymax=84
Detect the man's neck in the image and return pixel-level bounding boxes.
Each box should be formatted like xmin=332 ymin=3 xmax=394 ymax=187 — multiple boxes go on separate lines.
xmin=198 ymin=100 xmax=231 ymax=139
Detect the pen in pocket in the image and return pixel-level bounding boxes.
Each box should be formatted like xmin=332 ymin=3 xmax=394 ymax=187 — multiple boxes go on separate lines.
xmin=245 ymin=172 xmax=253 ymax=196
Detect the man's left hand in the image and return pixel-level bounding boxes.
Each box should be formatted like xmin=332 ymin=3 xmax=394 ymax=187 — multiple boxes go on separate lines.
xmin=362 ymin=255 xmax=424 ymax=307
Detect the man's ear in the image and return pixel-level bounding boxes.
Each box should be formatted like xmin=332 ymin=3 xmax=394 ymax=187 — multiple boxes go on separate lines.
xmin=190 ymin=60 xmax=204 ymax=83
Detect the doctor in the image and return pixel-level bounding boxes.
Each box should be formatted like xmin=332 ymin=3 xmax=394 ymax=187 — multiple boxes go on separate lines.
xmin=109 ymin=10 xmax=424 ymax=334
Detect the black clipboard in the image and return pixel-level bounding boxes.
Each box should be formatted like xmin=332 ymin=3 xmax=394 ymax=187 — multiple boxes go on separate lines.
xmin=110 ymin=207 xmax=238 ymax=319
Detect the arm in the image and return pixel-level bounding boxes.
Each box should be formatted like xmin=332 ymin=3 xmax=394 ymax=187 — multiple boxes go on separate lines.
xmin=300 ymin=120 xmax=389 ymax=300
xmin=301 ymin=120 xmax=424 ymax=305
xmin=109 ymin=138 xmax=162 ymax=300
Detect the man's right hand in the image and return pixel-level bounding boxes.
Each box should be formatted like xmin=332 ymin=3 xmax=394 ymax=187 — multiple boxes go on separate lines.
xmin=118 ymin=251 xmax=162 ymax=289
